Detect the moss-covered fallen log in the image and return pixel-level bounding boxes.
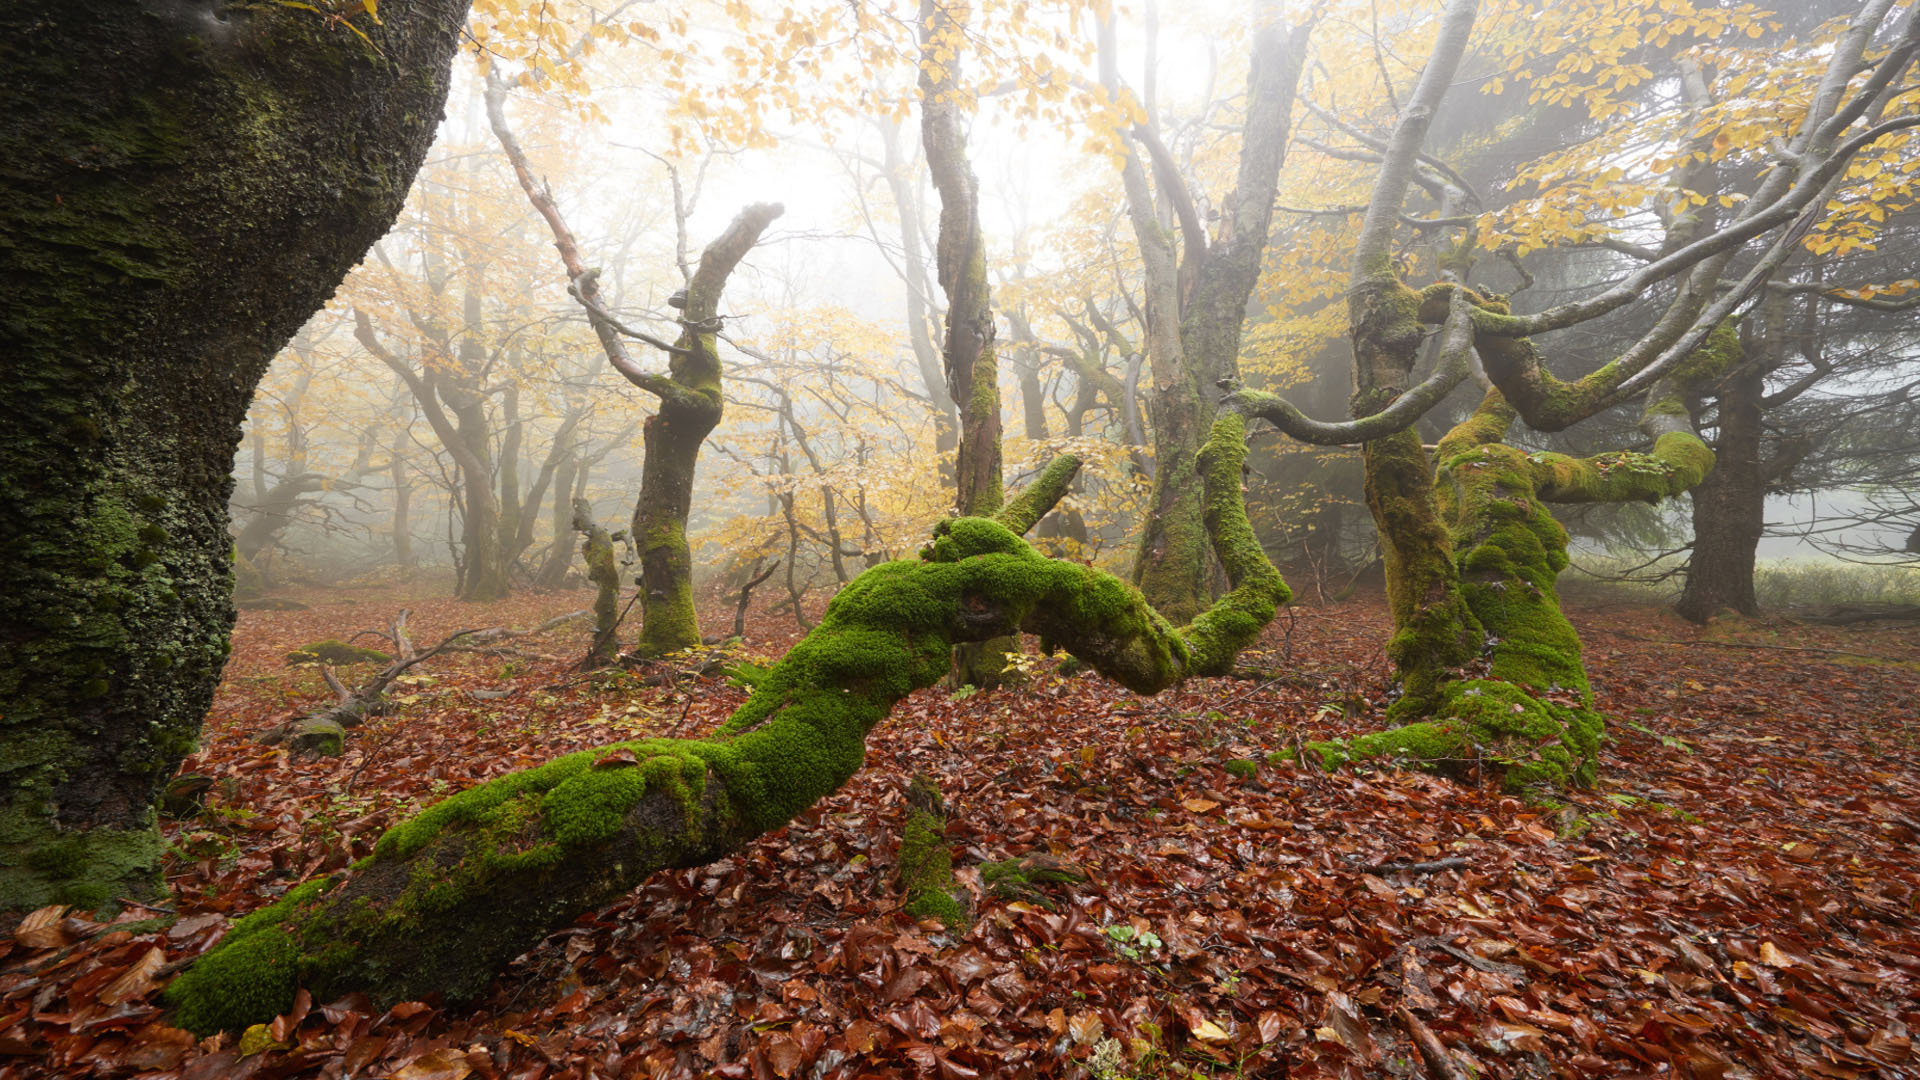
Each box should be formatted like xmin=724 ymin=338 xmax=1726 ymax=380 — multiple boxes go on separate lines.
xmin=165 ymin=418 xmax=1289 ymax=1034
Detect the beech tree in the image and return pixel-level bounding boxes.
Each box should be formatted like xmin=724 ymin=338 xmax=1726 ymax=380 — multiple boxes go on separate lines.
xmin=1100 ymin=6 xmax=1312 ymax=621
xmin=0 ymin=1 xmax=468 ymax=916
xmin=1230 ymin=0 xmax=1919 ymax=787
xmin=488 ymin=70 xmax=783 ymax=657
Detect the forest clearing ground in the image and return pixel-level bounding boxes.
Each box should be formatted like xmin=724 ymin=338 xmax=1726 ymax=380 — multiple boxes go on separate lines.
xmin=3 ymin=585 xmax=1916 ymax=1079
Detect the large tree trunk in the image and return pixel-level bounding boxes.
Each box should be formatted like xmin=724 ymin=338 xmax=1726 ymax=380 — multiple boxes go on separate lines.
xmin=0 ymin=1 xmax=465 ymax=917
xmin=163 ymin=418 xmax=1290 ymax=1035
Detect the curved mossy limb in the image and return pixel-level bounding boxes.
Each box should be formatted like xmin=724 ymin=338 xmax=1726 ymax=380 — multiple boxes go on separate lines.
xmin=165 ymin=421 xmax=1290 ymax=1034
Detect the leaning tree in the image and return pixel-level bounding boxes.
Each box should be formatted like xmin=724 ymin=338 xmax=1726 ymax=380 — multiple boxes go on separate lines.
xmin=0 ymin=1 xmax=469 ymax=916
xmin=162 ymin=418 xmax=1291 ymax=1033
xmin=1231 ymin=0 xmax=1919 ymax=787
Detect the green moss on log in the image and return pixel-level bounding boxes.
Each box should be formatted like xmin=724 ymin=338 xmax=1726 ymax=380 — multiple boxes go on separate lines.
xmin=164 ymin=418 xmax=1288 ymax=1032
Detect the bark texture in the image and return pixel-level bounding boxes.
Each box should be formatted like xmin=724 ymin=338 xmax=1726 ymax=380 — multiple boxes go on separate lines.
xmin=163 ymin=419 xmax=1289 ymax=1034
xmin=1676 ymin=360 xmax=1765 ymax=623
xmin=0 ymin=0 xmax=465 ymax=916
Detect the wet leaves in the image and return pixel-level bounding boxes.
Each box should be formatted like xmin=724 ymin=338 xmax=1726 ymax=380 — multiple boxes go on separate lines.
xmin=1 ymin=588 xmax=1917 ymax=1078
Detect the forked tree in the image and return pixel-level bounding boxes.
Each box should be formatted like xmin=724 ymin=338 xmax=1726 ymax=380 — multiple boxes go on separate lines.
xmin=487 ymin=72 xmax=783 ymax=657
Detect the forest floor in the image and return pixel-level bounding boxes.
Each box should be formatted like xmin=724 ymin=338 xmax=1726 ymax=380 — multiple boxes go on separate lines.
xmin=3 ymin=583 xmax=1918 ymax=1080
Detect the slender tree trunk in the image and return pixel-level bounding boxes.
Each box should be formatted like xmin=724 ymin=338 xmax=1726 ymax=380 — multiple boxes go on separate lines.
xmin=534 ymin=451 xmax=580 ymax=589
xmin=497 ymin=381 xmax=523 ymax=573
xmin=630 ymin=206 xmax=783 ymax=656
xmin=391 ymin=428 xmax=415 ymax=576
xmin=878 ymin=116 xmax=960 ymax=474
xmin=452 ymin=291 xmax=510 ymax=602
xmin=1676 ymin=361 xmax=1765 ymax=622
xmin=0 ymin=0 xmax=464 ymax=917
xmin=574 ymin=500 xmax=622 ymax=668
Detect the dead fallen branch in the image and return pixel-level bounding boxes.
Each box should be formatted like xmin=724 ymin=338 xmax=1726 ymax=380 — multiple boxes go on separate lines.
xmin=1395 ymin=1006 xmax=1470 ymax=1080
xmin=255 ymin=610 xmax=486 ymax=756
xmin=1351 ymin=856 xmax=1470 ymax=876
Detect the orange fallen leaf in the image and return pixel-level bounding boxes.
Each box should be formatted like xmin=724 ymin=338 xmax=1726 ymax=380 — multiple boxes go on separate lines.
xmin=392 ymin=1048 xmax=474 ymax=1080
xmin=98 ymin=945 xmax=167 ymax=1005
xmin=15 ymin=905 xmax=70 ymax=950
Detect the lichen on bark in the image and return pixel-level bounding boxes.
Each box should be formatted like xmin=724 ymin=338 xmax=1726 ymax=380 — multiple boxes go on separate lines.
xmin=0 ymin=0 xmax=467 ymax=917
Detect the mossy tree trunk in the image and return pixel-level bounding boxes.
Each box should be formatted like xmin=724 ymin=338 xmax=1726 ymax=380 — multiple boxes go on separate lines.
xmin=1225 ymin=0 xmax=1908 ymax=789
xmin=1309 ymin=342 xmax=1734 ymax=789
xmin=574 ymin=499 xmax=623 ymax=668
xmin=1099 ymin=12 xmax=1311 ymax=622
xmin=163 ymin=418 xmax=1290 ymax=1034
xmin=0 ymin=0 xmax=465 ymax=917
xmin=627 ymin=207 xmax=782 ymax=657
xmin=919 ymin=0 xmax=1002 ymax=521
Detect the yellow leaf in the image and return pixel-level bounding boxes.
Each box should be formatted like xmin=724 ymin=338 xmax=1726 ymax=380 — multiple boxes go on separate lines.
xmin=1182 ymin=797 xmax=1220 ymax=814
xmin=1191 ymin=1019 xmax=1233 ymax=1043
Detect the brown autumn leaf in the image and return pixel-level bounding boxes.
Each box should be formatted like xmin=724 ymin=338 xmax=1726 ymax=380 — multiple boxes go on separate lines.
xmin=391 ymin=1048 xmax=474 ymax=1080
xmin=97 ymin=945 xmax=166 ymax=1005
xmin=762 ymin=1032 xmax=805 ymax=1078
xmin=844 ymin=1018 xmax=882 ymax=1055
xmin=1181 ymin=797 xmax=1221 ymax=814
xmin=14 ymin=905 xmax=71 ymax=950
